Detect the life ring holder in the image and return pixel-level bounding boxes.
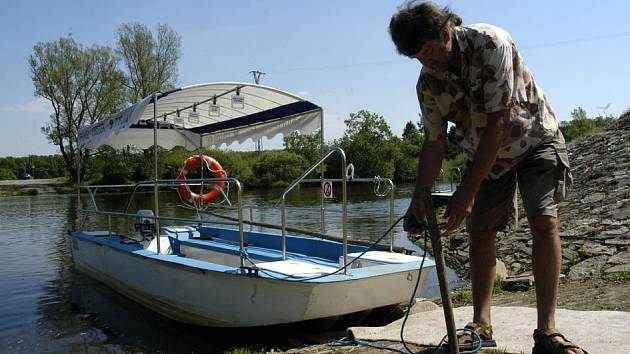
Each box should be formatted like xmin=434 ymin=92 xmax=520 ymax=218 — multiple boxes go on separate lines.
xmin=176 ymin=155 xmax=227 ymax=207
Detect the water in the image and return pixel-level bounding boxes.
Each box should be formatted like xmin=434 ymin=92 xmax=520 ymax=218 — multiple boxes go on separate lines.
xmin=0 ymin=184 xmax=464 ymax=353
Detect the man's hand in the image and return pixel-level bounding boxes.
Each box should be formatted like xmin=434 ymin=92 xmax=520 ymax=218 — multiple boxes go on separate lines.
xmin=444 ymin=184 xmax=476 ymax=231
xmin=403 ymin=196 xmax=427 ymax=234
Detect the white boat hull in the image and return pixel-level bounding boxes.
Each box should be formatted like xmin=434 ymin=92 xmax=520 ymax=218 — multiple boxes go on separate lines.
xmin=71 ymin=235 xmax=432 ymax=327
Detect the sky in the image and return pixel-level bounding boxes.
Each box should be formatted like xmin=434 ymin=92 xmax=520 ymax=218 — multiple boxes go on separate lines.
xmin=1 ymin=0 xmax=629 ymax=157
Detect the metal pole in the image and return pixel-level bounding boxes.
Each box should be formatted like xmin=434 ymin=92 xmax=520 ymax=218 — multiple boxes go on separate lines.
xmin=77 ymin=147 xmax=81 ymax=229
xmin=281 ymin=200 xmax=286 ymax=260
xmin=237 ymin=181 xmax=244 ymax=267
xmin=421 ymin=186 xmax=459 ymax=354
xmin=341 ymin=150 xmax=348 ymax=272
xmin=389 ymin=183 xmax=395 ymax=252
xmin=320 ymin=108 xmax=325 ymax=235
xmin=199 ymin=135 xmax=204 ymax=205
xmin=108 ymin=214 xmax=112 ymax=239
xmin=153 ymin=92 xmax=161 ymax=254
xmin=249 ymin=207 xmax=253 ymax=232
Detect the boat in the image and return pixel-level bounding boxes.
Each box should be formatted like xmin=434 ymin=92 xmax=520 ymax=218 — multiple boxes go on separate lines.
xmin=69 ymin=82 xmax=436 ymax=327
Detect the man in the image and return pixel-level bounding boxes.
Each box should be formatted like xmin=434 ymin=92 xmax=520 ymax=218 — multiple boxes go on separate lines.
xmin=389 ymin=2 xmax=587 ymax=353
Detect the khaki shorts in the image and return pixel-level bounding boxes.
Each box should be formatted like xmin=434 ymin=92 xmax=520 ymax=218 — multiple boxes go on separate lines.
xmin=466 ymin=133 xmax=572 ymax=235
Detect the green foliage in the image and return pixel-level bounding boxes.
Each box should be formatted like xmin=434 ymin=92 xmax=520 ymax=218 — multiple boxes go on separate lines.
xmin=0 ymin=155 xmax=66 ymax=179
xmin=283 ymin=130 xmax=323 ymax=165
xmin=605 ymin=271 xmax=630 ymax=282
xmin=560 ymin=107 xmax=616 ymax=142
xmin=29 ymin=37 xmax=126 ymax=181
xmin=493 ymin=276 xmax=505 ymax=295
xmin=0 ymin=168 xmax=16 ymax=180
xmin=339 ymin=110 xmax=399 ymax=179
xmin=396 ymin=121 xmax=424 ymax=182
xmin=251 ymin=151 xmax=308 ymax=188
xmin=116 ymin=23 xmax=182 ymax=103
xmin=450 ymin=288 xmax=473 ymax=306
xmin=440 ymin=153 xmax=467 ymax=183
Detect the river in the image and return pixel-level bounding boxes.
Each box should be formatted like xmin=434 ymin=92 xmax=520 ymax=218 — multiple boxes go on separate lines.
xmin=0 ymin=183 xmax=464 ymax=353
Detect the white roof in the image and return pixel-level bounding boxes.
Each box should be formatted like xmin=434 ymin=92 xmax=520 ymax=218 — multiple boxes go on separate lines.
xmin=78 ymin=82 xmax=322 ymax=150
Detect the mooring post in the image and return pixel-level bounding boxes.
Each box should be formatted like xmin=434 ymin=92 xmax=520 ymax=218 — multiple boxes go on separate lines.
xmin=421 ymin=186 xmax=459 ymax=354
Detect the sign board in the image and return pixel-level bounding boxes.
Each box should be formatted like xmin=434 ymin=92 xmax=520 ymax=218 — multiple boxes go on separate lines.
xmin=322 ymin=180 xmax=333 ymax=199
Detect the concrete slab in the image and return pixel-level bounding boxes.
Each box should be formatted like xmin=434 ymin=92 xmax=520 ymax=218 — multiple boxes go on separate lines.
xmin=349 ymin=306 xmax=630 ymax=354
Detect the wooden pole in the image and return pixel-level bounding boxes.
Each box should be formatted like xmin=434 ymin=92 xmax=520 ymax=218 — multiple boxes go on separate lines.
xmin=421 ymin=186 xmax=459 ymax=354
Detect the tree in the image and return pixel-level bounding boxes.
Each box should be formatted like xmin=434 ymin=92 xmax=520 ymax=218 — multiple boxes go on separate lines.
xmin=339 ymin=110 xmax=399 ymax=179
xmin=116 ymin=23 xmax=182 ymax=103
xmin=395 ymin=121 xmax=424 ymax=181
xmin=29 ymin=37 xmax=125 ymax=181
xmin=283 ymin=130 xmax=323 ymax=165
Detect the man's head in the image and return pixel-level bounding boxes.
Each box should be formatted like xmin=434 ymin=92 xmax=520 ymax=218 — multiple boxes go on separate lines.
xmin=389 ymin=1 xmax=462 ymax=70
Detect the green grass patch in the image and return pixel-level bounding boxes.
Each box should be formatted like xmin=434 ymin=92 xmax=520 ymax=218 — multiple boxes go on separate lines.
xmin=450 ymin=288 xmax=473 ymax=306
xmin=605 ymin=271 xmax=630 ymax=282
xmin=492 ymin=276 xmax=505 ymax=295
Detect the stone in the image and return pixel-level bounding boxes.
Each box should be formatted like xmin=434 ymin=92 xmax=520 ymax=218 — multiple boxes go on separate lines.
xmin=606 ymin=251 xmax=630 ymax=265
xmin=603 ymin=264 xmax=630 ymax=274
xmin=604 ymin=238 xmax=630 ymax=246
xmin=409 ymin=300 xmax=440 ymax=314
xmin=568 ymin=255 xmax=609 ymax=280
xmin=612 ymin=207 xmax=630 ymax=221
xmin=496 ymin=259 xmax=508 ymax=280
xmin=582 ymin=192 xmax=606 ymax=203
xmin=503 ymin=275 xmax=534 ymax=292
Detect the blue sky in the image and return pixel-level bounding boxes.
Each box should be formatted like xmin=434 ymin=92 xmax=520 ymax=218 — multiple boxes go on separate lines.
xmin=1 ymin=0 xmax=629 ymax=156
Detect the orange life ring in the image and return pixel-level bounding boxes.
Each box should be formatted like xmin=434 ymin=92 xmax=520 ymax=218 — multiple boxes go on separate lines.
xmin=176 ymin=155 xmax=226 ymax=206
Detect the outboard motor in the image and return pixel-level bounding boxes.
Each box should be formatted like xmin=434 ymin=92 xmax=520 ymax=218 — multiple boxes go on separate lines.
xmin=134 ymin=209 xmax=156 ymax=241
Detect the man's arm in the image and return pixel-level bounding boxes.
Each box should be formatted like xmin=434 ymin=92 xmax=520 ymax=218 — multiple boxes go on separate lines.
xmin=444 ymin=109 xmax=510 ymax=230
xmin=404 ymin=136 xmax=445 ymax=232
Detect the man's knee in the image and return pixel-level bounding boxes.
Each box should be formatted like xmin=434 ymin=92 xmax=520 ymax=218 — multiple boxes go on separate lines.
xmin=528 ymin=215 xmax=559 ymax=236
xmin=470 ymin=230 xmax=497 ymax=244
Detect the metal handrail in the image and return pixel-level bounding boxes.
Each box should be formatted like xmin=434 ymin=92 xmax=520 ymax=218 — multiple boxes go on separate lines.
xmin=79 ymin=177 xmax=245 ymax=266
xmin=276 ymin=147 xmax=348 ymax=269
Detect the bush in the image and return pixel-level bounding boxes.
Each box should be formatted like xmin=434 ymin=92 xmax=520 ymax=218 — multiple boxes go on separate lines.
xmin=250 ymin=151 xmax=308 ymax=188
xmin=0 ymin=168 xmax=16 ymax=180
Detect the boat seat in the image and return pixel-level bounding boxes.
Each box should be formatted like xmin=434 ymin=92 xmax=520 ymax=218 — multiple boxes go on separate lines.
xmin=146 ymin=236 xmax=172 ymax=255
xmin=256 ymin=260 xmax=338 ymax=278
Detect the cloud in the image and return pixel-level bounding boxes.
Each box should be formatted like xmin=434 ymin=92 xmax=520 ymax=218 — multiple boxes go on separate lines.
xmin=0 ymin=98 xmax=51 ymax=114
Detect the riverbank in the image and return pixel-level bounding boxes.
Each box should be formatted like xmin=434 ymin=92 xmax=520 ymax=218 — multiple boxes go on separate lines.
xmin=0 ymin=177 xmax=73 ymax=195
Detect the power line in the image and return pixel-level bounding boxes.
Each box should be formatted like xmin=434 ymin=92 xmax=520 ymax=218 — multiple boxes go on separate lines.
xmin=265 ymin=30 xmax=630 ymax=74
xmin=520 ymin=30 xmax=630 ymax=49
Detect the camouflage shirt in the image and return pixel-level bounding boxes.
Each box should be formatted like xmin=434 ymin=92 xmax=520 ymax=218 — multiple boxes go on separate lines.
xmin=417 ymin=24 xmax=559 ymax=178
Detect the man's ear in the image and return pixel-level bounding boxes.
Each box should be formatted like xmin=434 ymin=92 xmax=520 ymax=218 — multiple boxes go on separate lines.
xmin=440 ymin=26 xmax=451 ymax=44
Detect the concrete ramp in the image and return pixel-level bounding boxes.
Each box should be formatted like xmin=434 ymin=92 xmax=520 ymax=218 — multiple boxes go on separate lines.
xmin=349 ymin=306 xmax=630 ymax=354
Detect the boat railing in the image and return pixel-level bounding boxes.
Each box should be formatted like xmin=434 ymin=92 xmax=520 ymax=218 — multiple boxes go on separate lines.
xmin=79 ymin=177 xmax=247 ymax=266
xmin=275 ymin=147 xmax=396 ymax=273
xmin=433 ymin=167 xmax=462 ymax=193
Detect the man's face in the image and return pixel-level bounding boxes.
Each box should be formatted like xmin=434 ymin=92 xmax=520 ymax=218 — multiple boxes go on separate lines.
xmin=411 ymin=30 xmax=452 ymax=71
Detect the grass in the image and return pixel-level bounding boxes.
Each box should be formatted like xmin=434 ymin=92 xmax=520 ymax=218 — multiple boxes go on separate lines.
xmin=492 ymin=276 xmax=505 ymax=295
xmin=451 ymin=277 xmax=505 ymax=306
xmin=605 ymin=271 xmax=630 ymax=282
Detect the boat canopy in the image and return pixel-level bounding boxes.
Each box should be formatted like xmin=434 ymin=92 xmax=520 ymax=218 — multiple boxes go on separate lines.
xmin=78 ymin=83 xmax=322 ymax=150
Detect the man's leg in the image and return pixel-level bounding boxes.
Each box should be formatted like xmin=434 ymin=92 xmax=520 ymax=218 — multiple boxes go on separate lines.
xmin=469 ymin=230 xmax=498 ymax=327
xmin=529 ymin=215 xmax=561 ymax=330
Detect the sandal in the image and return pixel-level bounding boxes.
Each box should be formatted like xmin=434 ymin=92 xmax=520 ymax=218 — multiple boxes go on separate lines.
xmin=444 ymin=322 xmax=497 ymax=351
xmin=532 ymin=329 xmax=589 ymax=354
